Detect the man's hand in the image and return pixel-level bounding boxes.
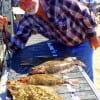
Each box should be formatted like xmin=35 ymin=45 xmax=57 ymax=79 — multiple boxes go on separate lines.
xmin=0 ymin=16 xmax=4 ymax=30
xmin=90 ymin=36 xmax=100 ymax=50
xmin=0 ymin=15 xmax=8 ymax=31
xmin=0 ymin=15 xmax=9 ymax=43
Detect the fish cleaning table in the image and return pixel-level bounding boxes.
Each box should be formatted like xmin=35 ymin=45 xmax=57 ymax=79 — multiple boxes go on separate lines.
xmin=0 ymin=34 xmax=99 ymax=100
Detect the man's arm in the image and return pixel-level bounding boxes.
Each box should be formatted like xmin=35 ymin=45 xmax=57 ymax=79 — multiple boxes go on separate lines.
xmin=0 ymin=15 xmax=33 ymax=52
xmin=64 ymin=0 xmax=100 ymax=49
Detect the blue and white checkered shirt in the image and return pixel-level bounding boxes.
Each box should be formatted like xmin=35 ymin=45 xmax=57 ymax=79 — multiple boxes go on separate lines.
xmin=7 ymin=0 xmax=97 ymax=52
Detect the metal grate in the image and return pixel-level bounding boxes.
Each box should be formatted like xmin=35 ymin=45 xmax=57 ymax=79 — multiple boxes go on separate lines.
xmin=56 ymin=66 xmax=99 ymax=100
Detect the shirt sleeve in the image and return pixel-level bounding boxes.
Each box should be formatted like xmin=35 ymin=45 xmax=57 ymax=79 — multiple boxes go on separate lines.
xmin=64 ymin=0 xmax=97 ymax=38
xmin=7 ymin=15 xmax=32 ymax=52
xmin=82 ymin=10 xmax=97 ymax=38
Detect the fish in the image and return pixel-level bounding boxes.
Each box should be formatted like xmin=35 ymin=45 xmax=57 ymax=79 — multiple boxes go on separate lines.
xmin=7 ymin=81 xmax=62 ymax=100
xmin=30 ymin=57 xmax=85 ymax=74
xmin=18 ymin=74 xmax=70 ymax=86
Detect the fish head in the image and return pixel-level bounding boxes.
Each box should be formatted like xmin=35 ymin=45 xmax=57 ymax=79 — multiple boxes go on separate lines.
xmin=29 ymin=66 xmax=45 ymax=74
xmin=18 ymin=77 xmax=29 ymax=83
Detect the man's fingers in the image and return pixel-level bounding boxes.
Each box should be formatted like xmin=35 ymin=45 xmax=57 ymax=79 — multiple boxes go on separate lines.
xmin=0 ymin=16 xmax=8 ymax=30
xmin=0 ymin=26 xmax=3 ymax=30
xmin=0 ymin=20 xmax=4 ymax=30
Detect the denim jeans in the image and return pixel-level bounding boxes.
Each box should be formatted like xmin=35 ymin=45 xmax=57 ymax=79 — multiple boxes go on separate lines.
xmin=53 ymin=40 xmax=94 ymax=81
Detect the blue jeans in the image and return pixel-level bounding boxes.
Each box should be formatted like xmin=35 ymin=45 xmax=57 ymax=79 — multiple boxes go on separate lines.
xmin=53 ymin=40 xmax=94 ymax=81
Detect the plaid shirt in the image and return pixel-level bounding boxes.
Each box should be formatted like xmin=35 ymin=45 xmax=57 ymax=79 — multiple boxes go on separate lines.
xmin=7 ymin=0 xmax=97 ymax=52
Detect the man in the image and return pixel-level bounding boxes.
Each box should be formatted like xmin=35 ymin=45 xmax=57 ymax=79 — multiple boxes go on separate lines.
xmin=0 ymin=0 xmax=100 ymax=81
